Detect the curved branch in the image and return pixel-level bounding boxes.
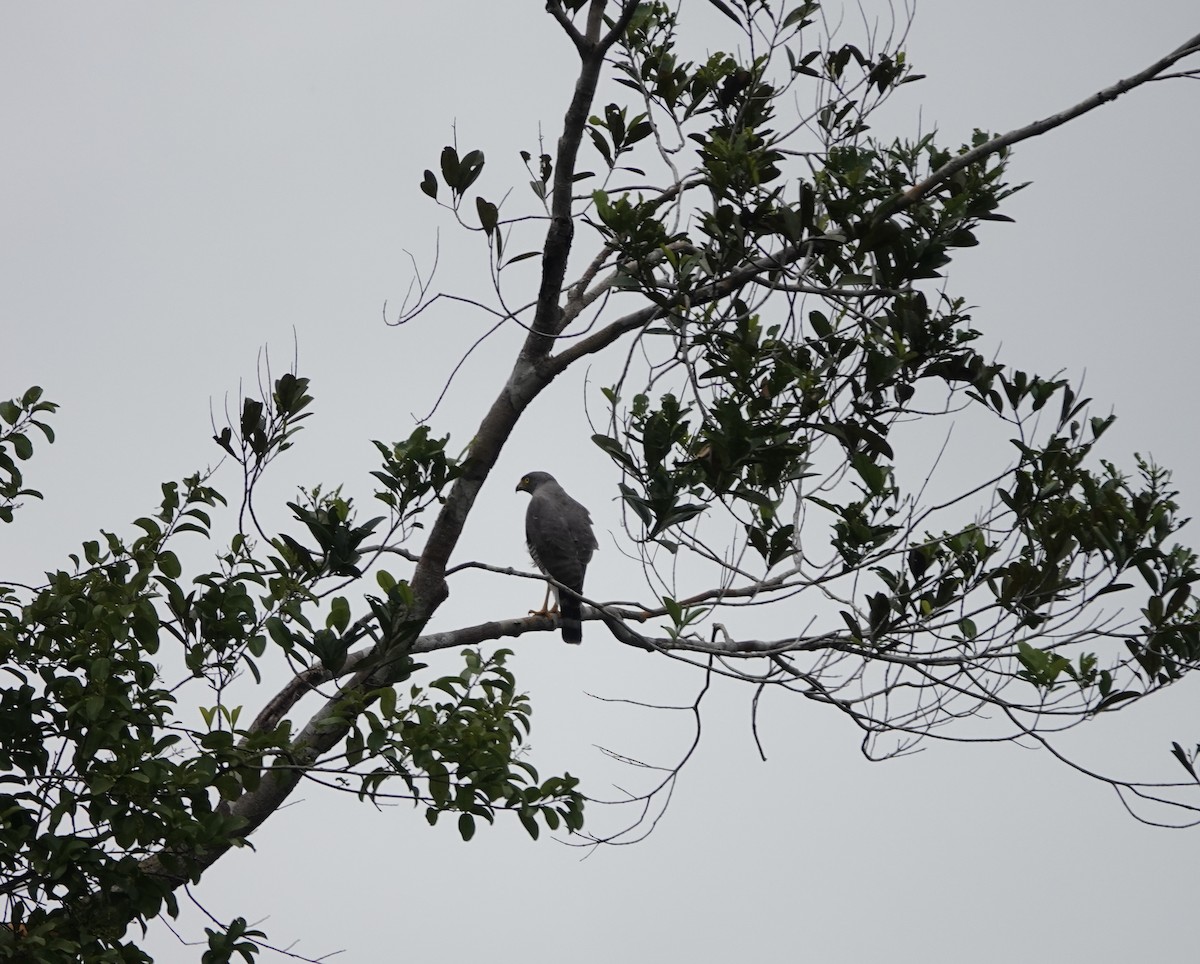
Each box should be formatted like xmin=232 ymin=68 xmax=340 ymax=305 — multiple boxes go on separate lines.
xmin=895 ymin=30 xmax=1200 ymax=210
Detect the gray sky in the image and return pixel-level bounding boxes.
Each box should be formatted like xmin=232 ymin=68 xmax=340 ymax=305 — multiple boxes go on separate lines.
xmin=3 ymin=2 xmax=1199 ymax=962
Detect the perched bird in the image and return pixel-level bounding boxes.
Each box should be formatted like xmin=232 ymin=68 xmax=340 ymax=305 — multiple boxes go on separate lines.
xmin=516 ymin=471 xmax=598 ymax=644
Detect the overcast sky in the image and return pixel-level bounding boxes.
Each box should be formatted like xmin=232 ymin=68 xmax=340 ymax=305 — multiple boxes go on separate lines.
xmin=3 ymin=2 xmax=1199 ymax=962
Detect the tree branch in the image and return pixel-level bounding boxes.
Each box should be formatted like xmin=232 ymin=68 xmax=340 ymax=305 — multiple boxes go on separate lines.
xmin=524 ymin=1 xmax=641 ymax=359
xmin=896 ymin=30 xmax=1200 ymax=210
xmin=548 ymin=241 xmax=807 ymax=375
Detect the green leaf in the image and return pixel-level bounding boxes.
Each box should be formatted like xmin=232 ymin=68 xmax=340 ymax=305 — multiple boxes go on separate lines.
xmin=519 ymin=809 xmax=540 ymax=840
xmin=157 ymin=550 xmax=182 ymax=579
xmin=328 ymin=596 xmax=351 ymax=633
xmin=1170 ymin=742 xmax=1198 ymax=780
xmin=476 ymin=196 xmax=499 ymax=234
xmin=592 ymin=433 xmax=635 ymax=470
xmin=440 ymin=145 xmax=460 ymax=189
xmin=133 ymin=517 xmax=163 ymax=539
xmin=1095 ymin=690 xmax=1139 ymax=712
xmin=458 ymin=149 xmax=485 ymax=191
xmin=703 ymin=0 xmax=742 ymax=26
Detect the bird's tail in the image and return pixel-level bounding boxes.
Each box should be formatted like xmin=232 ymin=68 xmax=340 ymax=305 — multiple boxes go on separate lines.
xmin=559 ymin=595 xmax=583 ymax=644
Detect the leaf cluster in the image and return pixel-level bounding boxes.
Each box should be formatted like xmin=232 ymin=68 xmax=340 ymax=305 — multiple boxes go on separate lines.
xmin=0 ymin=373 xmax=578 ymax=958
xmin=0 ymin=386 xmax=57 ymax=524
xmin=349 ymin=649 xmax=584 ymax=842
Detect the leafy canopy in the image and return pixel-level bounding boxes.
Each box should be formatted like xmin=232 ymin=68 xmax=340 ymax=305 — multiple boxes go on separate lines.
xmin=4 ymin=2 xmax=1200 ymax=960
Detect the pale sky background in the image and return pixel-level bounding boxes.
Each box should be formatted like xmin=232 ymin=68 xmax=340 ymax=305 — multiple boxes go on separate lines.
xmin=3 ymin=2 xmax=1200 ymax=962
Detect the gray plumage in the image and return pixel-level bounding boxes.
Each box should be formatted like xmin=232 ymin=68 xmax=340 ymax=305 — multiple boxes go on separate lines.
xmin=515 ymin=471 xmax=598 ymax=644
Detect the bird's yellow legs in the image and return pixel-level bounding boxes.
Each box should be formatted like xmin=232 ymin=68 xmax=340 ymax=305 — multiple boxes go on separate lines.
xmin=529 ymin=583 xmax=559 ymax=617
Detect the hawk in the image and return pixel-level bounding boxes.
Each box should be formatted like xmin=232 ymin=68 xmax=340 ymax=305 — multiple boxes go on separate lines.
xmin=516 ymin=471 xmax=598 ymax=644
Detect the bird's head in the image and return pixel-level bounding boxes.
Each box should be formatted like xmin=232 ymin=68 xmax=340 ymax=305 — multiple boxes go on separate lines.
xmin=516 ymin=471 xmax=556 ymax=494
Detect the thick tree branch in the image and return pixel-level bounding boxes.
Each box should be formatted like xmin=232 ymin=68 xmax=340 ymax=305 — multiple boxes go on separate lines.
xmin=137 ymin=665 xmax=385 ymax=890
xmin=524 ymin=1 xmax=641 ymax=359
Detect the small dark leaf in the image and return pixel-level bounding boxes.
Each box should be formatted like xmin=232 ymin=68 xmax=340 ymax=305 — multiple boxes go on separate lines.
xmin=1095 ymin=690 xmax=1139 ymax=712
xmin=240 ymin=399 xmax=264 ymax=442
xmin=1170 ymin=742 xmax=1198 ymax=780
xmin=907 ymin=547 xmax=929 ymax=581
xmin=440 ymin=145 xmax=460 ymax=189
xmin=214 ymin=426 xmax=236 ymax=456
xmin=704 ymin=0 xmax=742 ymax=26
xmin=458 ymin=149 xmax=485 ymax=192
xmin=476 ymin=196 xmax=499 ymax=235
